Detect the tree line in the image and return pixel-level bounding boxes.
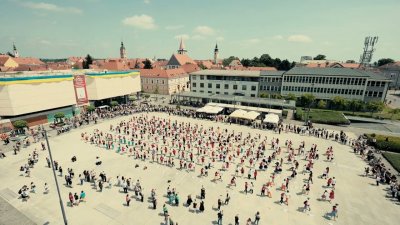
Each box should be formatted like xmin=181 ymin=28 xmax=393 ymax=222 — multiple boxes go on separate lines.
xmin=222 ymin=54 xmax=296 ymax=71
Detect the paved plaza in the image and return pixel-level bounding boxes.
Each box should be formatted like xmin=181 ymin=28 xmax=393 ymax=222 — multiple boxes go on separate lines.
xmin=0 ymin=112 xmax=399 ymax=225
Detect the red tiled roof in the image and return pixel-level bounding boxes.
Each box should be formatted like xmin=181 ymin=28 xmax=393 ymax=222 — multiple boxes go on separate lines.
xmin=379 ymin=61 xmax=400 ymax=69
xmin=305 ymin=63 xmax=329 ymax=68
xmin=181 ymin=63 xmax=200 ymax=73
xmin=152 ymin=60 xmax=168 ymax=68
xmin=339 ymin=63 xmax=360 ymax=69
xmin=93 ymin=59 xmax=132 ymax=71
xmin=140 ymin=68 xmax=188 ymax=79
xmin=0 ymin=56 xmax=11 ymax=66
xmin=45 ymin=62 xmax=71 ymax=70
xmin=228 ymin=66 xmax=277 ymax=71
xmin=306 ymin=62 xmax=360 ymax=69
xmin=167 ymin=54 xmax=196 ymax=66
xmin=13 ymin=57 xmax=44 ymax=65
xmin=195 ymin=60 xmax=213 ymax=69
xmin=14 ymin=64 xmax=47 ymax=71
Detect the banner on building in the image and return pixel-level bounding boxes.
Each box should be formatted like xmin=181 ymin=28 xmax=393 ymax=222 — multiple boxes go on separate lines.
xmin=73 ymin=75 xmax=89 ymax=106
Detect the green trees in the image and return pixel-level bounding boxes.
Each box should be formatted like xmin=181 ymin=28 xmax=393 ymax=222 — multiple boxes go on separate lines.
xmin=285 ymin=93 xmax=296 ymax=101
xmin=54 ymin=112 xmax=65 ymax=124
xmin=110 ymin=101 xmax=119 ymax=107
xmin=239 ymin=54 xmax=295 ymax=71
xmin=143 ymin=59 xmax=153 ymax=69
xmin=86 ymin=105 xmax=95 ymax=113
xmin=348 ymin=99 xmax=363 ymax=115
xmin=313 ymin=54 xmax=326 ymax=60
xmin=366 ymin=101 xmax=385 ymax=116
xmin=331 ymin=96 xmax=346 ymax=110
xmin=13 ymin=120 xmax=28 ymax=133
xmin=129 ymin=96 xmax=136 ymax=102
xmin=300 ymin=94 xmax=316 ymax=107
xmin=317 ymin=100 xmax=327 ymax=109
xmin=277 ymin=59 xmax=292 ymax=71
xmin=222 ymin=56 xmax=239 ymax=67
xmin=259 ymin=93 xmax=268 ymax=98
xmin=377 ymin=58 xmax=394 ymax=67
xmin=83 ymin=54 xmax=93 ymax=69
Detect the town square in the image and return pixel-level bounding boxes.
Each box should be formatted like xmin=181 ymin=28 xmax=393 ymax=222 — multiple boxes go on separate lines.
xmin=0 ymin=105 xmax=398 ymax=225
xmin=1 ymin=1 xmax=400 ymax=224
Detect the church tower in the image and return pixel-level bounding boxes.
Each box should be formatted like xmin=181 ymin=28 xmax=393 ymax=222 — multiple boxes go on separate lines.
xmin=13 ymin=42 xmax=19 ymax=58
xmin=177 ymin=38 xmax=187 ymax=55
xmin=213 ymin=43 xmax=219 ymax=64
xmin=120 ymin=41 xmax=126 ymax=59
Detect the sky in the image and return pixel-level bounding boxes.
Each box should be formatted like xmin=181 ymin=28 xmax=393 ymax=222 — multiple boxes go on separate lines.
xmin=1 ymin=0 xmax=399 ymax=62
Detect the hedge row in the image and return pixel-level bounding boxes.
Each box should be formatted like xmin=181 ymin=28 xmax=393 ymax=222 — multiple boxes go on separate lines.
xmin=365 ymin=134 xmax=400 ymax=154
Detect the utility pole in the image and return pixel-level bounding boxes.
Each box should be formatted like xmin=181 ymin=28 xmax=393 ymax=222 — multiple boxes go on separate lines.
xmin=43 ymin=130 xmax=68 ymax=225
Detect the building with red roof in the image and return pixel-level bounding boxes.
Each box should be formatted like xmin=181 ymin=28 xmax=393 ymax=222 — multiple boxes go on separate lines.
xmin=140 ymin=68 xmax=190 ymax=95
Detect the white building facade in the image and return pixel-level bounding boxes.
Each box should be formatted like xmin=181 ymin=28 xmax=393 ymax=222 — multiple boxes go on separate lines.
xmin=190 ymin=70 xmax=260 ymax=97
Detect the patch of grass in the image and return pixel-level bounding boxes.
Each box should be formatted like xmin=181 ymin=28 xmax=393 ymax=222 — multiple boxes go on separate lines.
xmin=342 ymin=106 xmax=400 ymax=120
xmin=365 ymin=134 xmax=400 ymax=154
xmin=295 ymin=107 xmax=350 ymax=125
xmin=382 ymin=152 xmax=400 ymax=173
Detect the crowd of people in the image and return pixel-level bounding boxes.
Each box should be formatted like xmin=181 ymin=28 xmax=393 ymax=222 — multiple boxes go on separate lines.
xmin=78 ymin=109 xmax=353 ymax=223
xmin=2 ymin=102 xmax=398 ymax=224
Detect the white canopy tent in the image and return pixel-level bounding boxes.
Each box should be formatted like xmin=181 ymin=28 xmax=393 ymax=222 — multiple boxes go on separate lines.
xmin=207 ymin=103 xmax=282 ymax=115
xmin=196 ymin=105 xmax=223 ymax=114
xmin=242 ymin=111 xmax=260 ymax=120
xmin=229 ymin=109 xmax=247 ymax=119
xmin=263 ymin=114 xmax=280 ymax=125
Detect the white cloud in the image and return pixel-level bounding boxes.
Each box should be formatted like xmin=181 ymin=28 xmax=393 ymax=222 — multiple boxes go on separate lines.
xmin=192 ymin=35 xmax=205 ymax=40
xmin=165 ymin=25 xmax=184 ymax=30
xmin=247 ymin=38 xmax=261 ymax=44
xmin=194 ymin=26 xmax=215 ymax=36
xmin=216 ymin=36 xmax=225 ymax=41
xmin=287 ymin=34 xmax=312 ymax=43
xmin=39 ymin=40 xmax=51 ymax=45
xmin=272 ymin=35 xmax=283 ymax=40
xmin=20 ymin=1 xmax=82 ymax=14
xmin=144 ymin=0 xmax=150 ymax=4
xmin=174 ymin=34 xmax=190 ymax=40
xmin=122 ymin=14 xmax=157 ymax=30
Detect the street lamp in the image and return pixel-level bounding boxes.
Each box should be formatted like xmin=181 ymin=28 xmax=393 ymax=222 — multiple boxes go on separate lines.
xmin=43 ymin=130 xmax=68 ymax=225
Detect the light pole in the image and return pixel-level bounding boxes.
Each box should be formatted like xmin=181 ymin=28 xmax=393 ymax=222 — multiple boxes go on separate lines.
xmin=43 ymin=130 xmax=68 ymax=225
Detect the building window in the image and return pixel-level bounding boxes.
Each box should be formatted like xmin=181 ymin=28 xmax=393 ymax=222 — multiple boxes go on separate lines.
xmin=251 ymin=94 xmax=255 ymax=97
xmin=193 ymin=90 xmax=197 ymax=92
xmin=233 ymin=85 xmax=238 ymax=90
xmin=192 ymin=75 xmax=196 ymax=80
xmin=224 ymin=84 xmax=229 ymax=89
xmin=200 ymin=90 xmax=204 ymax=93
xmin=208 ymin=91 xmax=212 ymax=93
xmin=208 ymin=83 xmax=212 ymax=88
xmin=192 ymin=82 xmax=197 ymax=87
xmin=216 ymin=91 xmax=220 ymax=94
xmin=216 ymin=84 xmax=220 ymax=89
xmin=242 ymin=85 xmax=247 ymax=90
xmin=224 ymin=92 xmax=228 ymax=95
xmin=251 ymin=86 xmax=256 ymax=91
xmin=200 ymin=75 xmax=204 ymax=80
xmin=200 ymin=83 xmax=204 ymax=88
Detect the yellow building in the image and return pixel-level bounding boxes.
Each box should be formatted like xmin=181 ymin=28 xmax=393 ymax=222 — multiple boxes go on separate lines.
xmin=0 ymin=70 xmax=141 ymax=127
